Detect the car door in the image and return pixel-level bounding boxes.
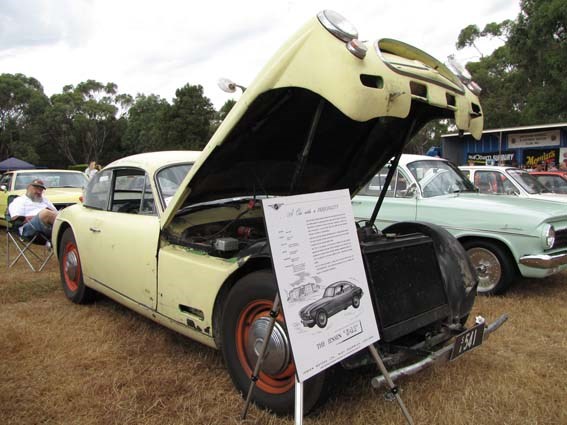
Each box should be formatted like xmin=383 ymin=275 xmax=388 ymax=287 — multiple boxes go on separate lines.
xmin=352 ymin=166 xmax=418 ymax=229
xmin=79 ymin=168 xmax=160 ymax=309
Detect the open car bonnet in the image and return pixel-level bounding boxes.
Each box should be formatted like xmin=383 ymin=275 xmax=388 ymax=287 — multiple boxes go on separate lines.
xmin=161 ymin=11 xmax=483 ymax=228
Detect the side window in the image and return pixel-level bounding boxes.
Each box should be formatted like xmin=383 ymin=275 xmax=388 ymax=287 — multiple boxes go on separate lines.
xmin=461 ymin=170 xmax=470 ymax=180
xmin=111 ymin=169 xmax=156 ymax=215
xmin=0 ymin=173 xmax=12 ymax=189
xmin=359 ymin=167 xmax=394 ymax=197
xmin=83 ymin=170 xmax=112 ymax=210
xmin=394 ymin=171 xmax=413 ymax=198
xmin=474 ymin=171 xmax=497 ymax=194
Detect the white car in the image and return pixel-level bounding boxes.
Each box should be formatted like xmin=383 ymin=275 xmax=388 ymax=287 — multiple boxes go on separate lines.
xmin=459 ymin=165 xmax=567 ymax=203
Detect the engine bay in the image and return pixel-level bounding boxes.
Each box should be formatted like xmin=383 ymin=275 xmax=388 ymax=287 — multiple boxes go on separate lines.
xmin=163 ymin=200 xmax=267 ymax=258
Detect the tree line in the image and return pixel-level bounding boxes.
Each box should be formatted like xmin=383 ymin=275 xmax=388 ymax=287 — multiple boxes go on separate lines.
xmin=0 ymin=75 xmax=237 ymax=168
xmin=1 ymin=0 xmax=564 ymax=166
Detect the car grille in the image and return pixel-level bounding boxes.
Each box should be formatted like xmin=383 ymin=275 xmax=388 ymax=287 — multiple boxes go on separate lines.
xmin=552 ymin=228 xmax=567 ymax=249
xmin=361 ymin=234 xmax=450 ymax=342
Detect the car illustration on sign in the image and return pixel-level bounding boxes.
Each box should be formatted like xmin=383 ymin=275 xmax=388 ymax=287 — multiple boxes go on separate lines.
xmin=51 ymin=10 xmax=506 ymax=416
xmin=299 ymin=281 xmax=363 ymax=328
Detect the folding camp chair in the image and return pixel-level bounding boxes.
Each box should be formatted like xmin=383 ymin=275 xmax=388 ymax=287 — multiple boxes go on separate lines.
xmin=5 ymin=195 xmax=54 ymax=272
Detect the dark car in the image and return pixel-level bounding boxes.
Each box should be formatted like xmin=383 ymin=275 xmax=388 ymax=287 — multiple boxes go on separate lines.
xmin=300 ymin=281 xmax=363 ymax=328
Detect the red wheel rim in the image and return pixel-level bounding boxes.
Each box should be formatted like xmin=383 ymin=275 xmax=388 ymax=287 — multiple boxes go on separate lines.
xmin=63 ymin=242 xmax=81 ymax=292
xmin=235 ymin=299 xmax=296 ymax=394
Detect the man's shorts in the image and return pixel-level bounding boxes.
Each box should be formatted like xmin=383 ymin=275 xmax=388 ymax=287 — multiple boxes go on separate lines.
xmin=20 ymin=214 xmax=52 ymax=240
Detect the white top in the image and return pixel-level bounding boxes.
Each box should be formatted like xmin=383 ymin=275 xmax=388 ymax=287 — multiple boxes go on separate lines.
xmin=8 ymin=195 xmax=57 ymax=219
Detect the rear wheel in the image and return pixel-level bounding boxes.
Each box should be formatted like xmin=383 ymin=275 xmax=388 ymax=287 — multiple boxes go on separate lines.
xmin=352 ymin=295 xmax=361 ymax=308
xmin=462 ymin=239 xmax=515 ymax=295
xmin=220 ymin=270 xmax=331 ymax=415
xmin=59 ymin=228 xmax=95 ymax=304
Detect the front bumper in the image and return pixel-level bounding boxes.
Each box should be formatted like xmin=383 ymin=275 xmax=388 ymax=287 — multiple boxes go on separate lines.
xmin=519 ymin=252 xmax=567 ymax=269
xmin=371 ymin=314 xmax=508 ymax=389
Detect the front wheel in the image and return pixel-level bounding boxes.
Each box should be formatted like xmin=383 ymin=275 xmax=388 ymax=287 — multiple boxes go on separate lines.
xmin=58 ymin=228 xmax=96 ymax=304
xmin=462 ymin=239 xmax=515 ymax=295
xmin=220 ymin=270 xmax=331 ymax=415
xmin=352 ymin=295 xmax=361 ymax=308
xmin=315 ymin=310 xmax=328 ymax=328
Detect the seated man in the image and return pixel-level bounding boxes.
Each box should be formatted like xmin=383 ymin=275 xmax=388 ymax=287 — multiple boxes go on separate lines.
xmin=8 ymin=179 xmax=58 ymax=239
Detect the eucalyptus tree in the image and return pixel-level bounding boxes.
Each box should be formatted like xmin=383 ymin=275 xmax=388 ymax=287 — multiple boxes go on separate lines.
xmin=0 ymin=73 xmax=49 ymax=163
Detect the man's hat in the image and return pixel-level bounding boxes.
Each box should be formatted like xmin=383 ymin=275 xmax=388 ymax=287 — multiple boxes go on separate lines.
xmin=29 ymin=179 xmax=46 ymax=190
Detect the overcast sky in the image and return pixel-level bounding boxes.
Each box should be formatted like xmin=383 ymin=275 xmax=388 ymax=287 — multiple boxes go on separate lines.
xmin=0 ymin=0 xmax=521 ymax=108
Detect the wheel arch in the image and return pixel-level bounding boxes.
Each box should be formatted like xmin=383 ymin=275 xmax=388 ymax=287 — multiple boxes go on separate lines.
xmin=212 ymin=255 xmax=273 ymax=349
xmin=457 ymin=235 xmax=520 ymax=275
xmin=54 ymin=220 xmax=73 ymax=259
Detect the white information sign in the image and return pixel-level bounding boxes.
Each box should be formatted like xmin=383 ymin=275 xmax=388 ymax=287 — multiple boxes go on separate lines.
xmin=263 ymin=189 xmax=380 ymax=382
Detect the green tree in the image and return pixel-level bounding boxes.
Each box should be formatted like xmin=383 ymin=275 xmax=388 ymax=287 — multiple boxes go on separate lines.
xmin=122 ymin=94 xmax=171 ymax=154
xmin=457 ymin=0 xmax=567 ymax=127
xmin=46 ymin=80 xmax=130 ymax=164
xmin=0 ymin=73 xmax=49 ymax=163
xmin=405 ymin=120 xmax=452 ymax=155
xmin=166 ymin=84 xmax=215 ymax=150
xmin=507 ymin=0 xmax=567 ymax=123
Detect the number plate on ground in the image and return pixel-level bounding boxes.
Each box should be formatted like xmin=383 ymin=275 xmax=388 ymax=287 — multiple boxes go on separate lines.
xmin=450 ymin=322 xmax=485 ymax=360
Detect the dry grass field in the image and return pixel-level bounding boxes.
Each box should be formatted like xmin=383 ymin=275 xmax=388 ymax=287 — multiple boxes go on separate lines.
xmin=1 ymin=241 xmax=566 ymax=425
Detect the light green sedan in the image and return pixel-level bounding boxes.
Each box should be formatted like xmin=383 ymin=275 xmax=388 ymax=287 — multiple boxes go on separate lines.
xmin=352 ymin=154 xmax=567 ymax=295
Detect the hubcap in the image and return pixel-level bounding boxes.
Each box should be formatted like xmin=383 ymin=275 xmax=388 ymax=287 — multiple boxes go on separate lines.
xmin=467 ymin=247 xmax=501 ymax=292
xmin=245 ymin=316 xmax=291 ymax=376
xmin=65 ymin=250 xmax=79 ymax=282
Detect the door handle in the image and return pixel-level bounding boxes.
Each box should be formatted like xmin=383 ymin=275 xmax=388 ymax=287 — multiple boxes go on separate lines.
xmin=89 ymin=227 xmax=101 ymax=233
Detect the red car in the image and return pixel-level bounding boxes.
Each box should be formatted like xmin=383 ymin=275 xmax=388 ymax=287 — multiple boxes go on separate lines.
xmin=530 ymin=171 xmax=567 ymax=194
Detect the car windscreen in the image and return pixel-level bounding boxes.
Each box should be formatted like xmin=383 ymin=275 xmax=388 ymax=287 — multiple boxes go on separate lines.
xmin=156 ymin=163 xmax=193 ymax=206
xmin=407 ymin=160 xmax=475 ymax=198
xmin=508 ymin=170 xmax=551 ymax=194
xmin=533 ymin=174 xmax=567 ymax=194
xmin=14 ymin=172 xmax=88 ymax=190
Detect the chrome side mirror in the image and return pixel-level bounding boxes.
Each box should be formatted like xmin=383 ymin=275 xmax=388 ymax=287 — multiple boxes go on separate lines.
xmin=217 ymin=78 xmax=246 ymax=93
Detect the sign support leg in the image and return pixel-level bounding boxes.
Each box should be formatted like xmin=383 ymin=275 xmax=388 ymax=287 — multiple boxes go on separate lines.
xmin=241 ymin=293 xmax=281 ymax=420
xmin=368 ymin=345 xmax=415 ymax=425
xmin=294 ymin=380 xmax=303 ymax=425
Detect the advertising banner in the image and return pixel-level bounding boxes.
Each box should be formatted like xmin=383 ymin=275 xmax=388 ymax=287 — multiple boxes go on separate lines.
xmin=508 ymin=130 xmax=561 ymax=148
xmin=263 ymin=189 xmax=380 ymax=382
xmin=523 ymin=148 xmax=560 ymax=168
xmin=466 ymin=151 xmax=516 ymax=165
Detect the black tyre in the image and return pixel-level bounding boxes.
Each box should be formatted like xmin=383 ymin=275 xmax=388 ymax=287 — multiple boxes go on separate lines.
xmin=315 ymin=310 xmax=328 ymax=328
xmin=58 ymin=228 xmax=95 ymax=304
xmin=352 ymin=295 xmax=361 ymax=308
xmin=462 ymin=239 xmax=515 ymax=295
xmin=220 ymin=270 xmax=331 ymax=415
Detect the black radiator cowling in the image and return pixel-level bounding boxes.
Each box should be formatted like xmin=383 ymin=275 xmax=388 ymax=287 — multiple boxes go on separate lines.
xmin=361 ymin=233 xmax=450 ymax=342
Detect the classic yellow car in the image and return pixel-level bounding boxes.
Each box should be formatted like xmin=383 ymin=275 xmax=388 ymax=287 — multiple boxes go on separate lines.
xmin=0 ymin=169 xmax=88 ymax=226
xmin=53 ymin=11 xmax=505 ymax=415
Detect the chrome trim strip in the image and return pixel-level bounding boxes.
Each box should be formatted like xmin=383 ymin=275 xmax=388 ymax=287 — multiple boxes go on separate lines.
xmin=519 ymin=252 xmax=567 ymax=269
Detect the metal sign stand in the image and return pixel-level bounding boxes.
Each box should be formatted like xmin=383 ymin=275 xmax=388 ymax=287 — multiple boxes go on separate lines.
xmin=239 ymin=294 xmax=412 ymax=425
xmin=241 ymin=294 xmax=281 ymax=420
xmin=368 ymin=345 xmax=415 ymax=425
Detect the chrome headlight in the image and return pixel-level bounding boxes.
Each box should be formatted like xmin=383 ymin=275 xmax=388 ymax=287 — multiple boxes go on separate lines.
xmin=317 ymin=10 xmax=358 ymax=42
xmin=543 ymin=224 xmax=555 ymax=249
xmin=446 ymin=55 xmax=482 ymax=95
